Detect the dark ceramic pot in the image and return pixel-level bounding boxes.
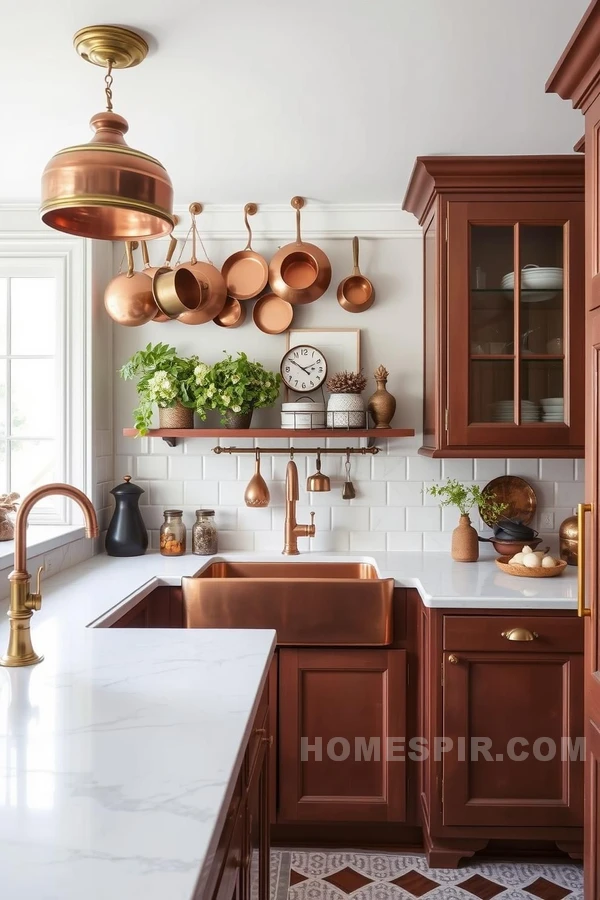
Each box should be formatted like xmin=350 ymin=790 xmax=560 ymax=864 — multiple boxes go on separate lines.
xmin=222 ymin=409 xmax=253 ymax=429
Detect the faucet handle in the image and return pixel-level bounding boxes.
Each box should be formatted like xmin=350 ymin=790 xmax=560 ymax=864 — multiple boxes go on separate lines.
xmin=309 ymin=511 xmax=316 ymax=536
xmin=25 ymin=565 xmax=44 ymax=612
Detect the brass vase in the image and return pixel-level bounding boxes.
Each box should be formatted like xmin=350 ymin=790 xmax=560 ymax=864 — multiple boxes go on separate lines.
xmin=452 ymin=514 xmax=479 ymax=562
xmin=367 ymin=365 xmax=396 ymax=429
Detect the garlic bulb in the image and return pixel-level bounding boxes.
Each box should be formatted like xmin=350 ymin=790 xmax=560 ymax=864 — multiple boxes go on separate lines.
xmin=522 ymin=545 xmax=533 ymax=555
xmin=522 ymin=552 xmax=541 ymax=568
xmin=541 ymin=555 xmax=556 ymax=568
xmin=509 ymin=552 xmax=525 ymax=564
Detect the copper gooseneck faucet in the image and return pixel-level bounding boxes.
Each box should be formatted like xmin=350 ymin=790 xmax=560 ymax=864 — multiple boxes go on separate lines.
xmin=283 ymin=460 xmax=315 ymax=555
xmin=0 ymin=484 xmax=99 ymax=668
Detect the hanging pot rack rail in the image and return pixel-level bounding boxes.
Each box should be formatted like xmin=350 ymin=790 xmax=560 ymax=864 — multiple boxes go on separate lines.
xmin=213 ymin=445 xmax=380 ymax=456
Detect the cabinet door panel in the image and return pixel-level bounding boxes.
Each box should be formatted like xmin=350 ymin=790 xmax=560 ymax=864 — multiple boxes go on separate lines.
xmin=442 ymin=650 xmax=583 ymax=827
xmin=278 ymin=649 xmax=406 ymax=822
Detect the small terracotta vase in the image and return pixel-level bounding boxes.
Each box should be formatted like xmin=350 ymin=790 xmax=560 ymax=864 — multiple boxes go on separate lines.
xmin=367 ymin=365 xmax=396 ymax=428
xmin=452 ymin=514 xmax=479 ymax=562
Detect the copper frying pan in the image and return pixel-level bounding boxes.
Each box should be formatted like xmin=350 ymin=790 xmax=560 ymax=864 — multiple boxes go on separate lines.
xmin=337 ymin=236 xmax=375 ymax=312
xmin=268 ymin=197 xmax=331 ymax=305
xmin=213 ymin=297 xmax=247 ymax=328
xmin=178 ymin=202 xmax=227 ymax=325
xmin=221 ymin=203 xmax=269 ymax=300
xmin=142 ymin=237 xmax=178 ymax=322
xmin=104 ymin=241 xmax=157 ymax=327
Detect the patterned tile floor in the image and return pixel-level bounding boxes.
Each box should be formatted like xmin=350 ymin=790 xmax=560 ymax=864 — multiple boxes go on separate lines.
xmin=271 ymin=850 xmax=584 ymax=900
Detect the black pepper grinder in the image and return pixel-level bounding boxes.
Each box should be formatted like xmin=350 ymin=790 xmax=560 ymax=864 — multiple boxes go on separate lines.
xmin=105 ymin=475 xmax=148 ymax=557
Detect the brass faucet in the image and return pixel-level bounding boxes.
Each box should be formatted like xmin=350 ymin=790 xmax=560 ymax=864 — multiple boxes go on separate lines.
xmin=1 ymin=484 xmax=99 ymax=667
xmin=283 ymin=460 xmax=315 ymax=555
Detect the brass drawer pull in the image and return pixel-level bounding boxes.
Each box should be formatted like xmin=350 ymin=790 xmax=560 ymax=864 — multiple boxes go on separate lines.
xmin=578 ymin=502 xmax=592 ymax=618
xmin=448 ymin=654 xmax=459 ymax=664
xmin=262 ymin=734 xmax=274 ymax=746
xmin=501 ymin=628 xmax=538 ymax=642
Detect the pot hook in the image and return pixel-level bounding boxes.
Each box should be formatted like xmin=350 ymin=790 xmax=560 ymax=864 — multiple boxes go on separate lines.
xmin=243 ymin=203 xmax=257 ymax=251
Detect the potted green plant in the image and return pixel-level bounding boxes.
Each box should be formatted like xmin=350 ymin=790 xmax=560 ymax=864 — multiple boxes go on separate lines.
xmin=326 ymin=370 xmax=368 ymax=428
xmin=194 ymin=352 xmax=281 ymax=428
xmin=119 ymin=342 xmax=203 ymax=436
xmin=426 ymin=479 xmax=506 ymax=562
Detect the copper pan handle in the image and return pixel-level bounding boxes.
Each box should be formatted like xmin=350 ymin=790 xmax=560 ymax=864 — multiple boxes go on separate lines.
xmin=125 ymin=241 xmax=135 ymax=278
xmin=141 ymin=241 xmax=150 ymax=268
xmin=352 ymin=236 xmax=360 ymax=275
xmin=244 ymin=203 xmax=257 ymax=251
xmin=189 ymin=202 xmax=202 ymax=265
xmin=291 ymin=196 xmax=305 ymax=245
xmin=578 ymin=502 xmax=592 ymax=617
xmin=164 ymin=236 xmax=178 ymax=266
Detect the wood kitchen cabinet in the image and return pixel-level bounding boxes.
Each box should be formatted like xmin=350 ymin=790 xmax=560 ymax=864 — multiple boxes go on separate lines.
xmin=419 ymin=597 xmax=584 ymax=866
xmin=403 ymin=156 xmax=585 ymax=458
xmin=277 ymin=648 xmax=407 ymax=823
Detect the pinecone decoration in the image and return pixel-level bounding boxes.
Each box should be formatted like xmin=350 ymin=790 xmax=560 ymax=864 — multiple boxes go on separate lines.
xmin=326 ymin=370 xmax=367 ymax=394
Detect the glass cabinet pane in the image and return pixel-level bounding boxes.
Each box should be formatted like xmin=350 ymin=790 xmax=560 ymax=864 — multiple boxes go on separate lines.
xmin=521 ymin=360 xmax=564 ymax=423
xmin=470 ymin=360 xmax=514 ymax=423
xmin=470 ymin=226 xmax=514 ymax=358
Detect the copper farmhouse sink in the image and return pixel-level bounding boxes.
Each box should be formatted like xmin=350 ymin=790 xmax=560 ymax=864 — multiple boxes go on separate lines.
xmin=182 ymin=561 xmax=394 ymax=646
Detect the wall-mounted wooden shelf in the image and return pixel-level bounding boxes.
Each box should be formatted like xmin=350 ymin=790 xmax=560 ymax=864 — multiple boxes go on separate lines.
xmin=123 ymin=427 xmax=415 ymax=448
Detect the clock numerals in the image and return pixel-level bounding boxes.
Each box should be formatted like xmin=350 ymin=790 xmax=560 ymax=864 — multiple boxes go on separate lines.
xmin=280 ymin=345 xmax=327 ymax=393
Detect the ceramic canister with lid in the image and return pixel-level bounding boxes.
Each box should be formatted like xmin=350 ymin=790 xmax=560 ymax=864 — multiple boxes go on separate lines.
xmin=281 ymin=400 xmax=326 ymax=430
xmin=105 ymin=475 xmax=148 ymax=557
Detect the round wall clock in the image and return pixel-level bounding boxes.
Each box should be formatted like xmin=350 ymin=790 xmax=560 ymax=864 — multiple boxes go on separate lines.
xmin=280 ymin=345 xmax=328 ymax=393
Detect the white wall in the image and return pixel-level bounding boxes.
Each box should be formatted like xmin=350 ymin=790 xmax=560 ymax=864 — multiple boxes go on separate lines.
xmin=113 ymin=207 xmax=584 ymax=553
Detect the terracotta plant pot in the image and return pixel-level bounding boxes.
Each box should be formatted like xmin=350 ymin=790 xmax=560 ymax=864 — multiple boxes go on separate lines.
xmin=158 ymin=402 xmax=194 ymax=429
xmin=223 ymin=408 xmax=253 ymax=429
xmin=452 ymin=514 xmax=479 ymax=562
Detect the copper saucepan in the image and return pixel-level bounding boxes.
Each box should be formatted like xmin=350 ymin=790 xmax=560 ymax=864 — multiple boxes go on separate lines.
xmin=178 ymin=202 xmax=228 ymax=325
xmin=104 ymin=241 xmax=157 ymax=327
xmin=142 ymin=237 xmax=178 ymax=322
xmin=268 ymin=196 xmax=331 ymax=305
xmin=337 ymin=236 xmax=375 ymax=313
xmin=221 ymin=203 xmax=269 ymax=301
xmin=153 ymin=266 xmax=202 ymax=319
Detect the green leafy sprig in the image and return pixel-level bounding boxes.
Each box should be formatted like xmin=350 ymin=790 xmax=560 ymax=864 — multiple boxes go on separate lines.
xmin=426 ymin=478 xmax=507 ymax=522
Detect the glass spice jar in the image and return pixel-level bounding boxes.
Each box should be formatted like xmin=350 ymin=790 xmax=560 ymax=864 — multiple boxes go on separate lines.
xmin=160 ymin=509 xmax=186 ymax=556
xmin=192 ymin=509 xmax=218 ymax=556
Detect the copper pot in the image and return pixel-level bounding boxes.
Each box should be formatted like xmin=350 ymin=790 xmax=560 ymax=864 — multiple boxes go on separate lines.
xmin=268 ymin=197 xmax=331 ymax=305
xmin=104 ymin=241 xmax=157 ymax=327
xmin=152 ymin=266 xmax=202 ymax=319
xmin=142 ymin=237 xmax=178 ymax=322
xmin=178 ymin=202 xmax=227 ymax=325
xmin=337 ymin=236 xmax=375 ymax=312
xmin=221 ymin=203 xmax=269 ymax=301
xmin=306 ymin=452 xmax=331 ymax=492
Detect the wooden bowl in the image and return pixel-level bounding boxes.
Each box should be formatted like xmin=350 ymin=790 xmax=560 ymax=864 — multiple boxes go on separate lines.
xmin=495 ymin=556 xmax=567 ymax=578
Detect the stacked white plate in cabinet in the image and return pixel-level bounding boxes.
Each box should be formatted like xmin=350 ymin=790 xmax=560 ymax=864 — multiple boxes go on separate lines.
xmin=540 ymin=397 xmax=564 ymax=422
xmin=501 ymin=266 xmax=563 ymax=302
xmin=492 ymin=400 xmax=540 ymax=422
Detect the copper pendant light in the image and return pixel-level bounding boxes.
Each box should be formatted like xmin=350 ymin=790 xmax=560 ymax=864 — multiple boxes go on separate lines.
xmin=40 ymin=25 xmax=175 ymax=241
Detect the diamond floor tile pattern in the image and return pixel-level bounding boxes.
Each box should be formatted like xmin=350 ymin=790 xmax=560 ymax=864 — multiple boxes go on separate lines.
xmin=273 ymin=850 xmax=584 ymax=900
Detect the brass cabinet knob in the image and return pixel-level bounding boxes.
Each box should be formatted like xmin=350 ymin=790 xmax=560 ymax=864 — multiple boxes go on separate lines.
xmin=501 ymin=628 xmax=538 ymax=642
xmin=448 ymin=654 xmax=459 ymax=664
xmin=262 ymin=734 xmax=274 ymax=746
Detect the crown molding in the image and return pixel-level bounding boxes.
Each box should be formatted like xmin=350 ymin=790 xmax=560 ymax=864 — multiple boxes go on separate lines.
xmin=546 ymin=2 xmax=600 ymax=110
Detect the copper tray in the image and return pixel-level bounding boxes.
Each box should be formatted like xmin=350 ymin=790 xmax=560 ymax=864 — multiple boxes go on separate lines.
xmin=253 ymin=292 xmax=294 ymax=335
xmin=480 ymin=475 xmax=537 ymax=526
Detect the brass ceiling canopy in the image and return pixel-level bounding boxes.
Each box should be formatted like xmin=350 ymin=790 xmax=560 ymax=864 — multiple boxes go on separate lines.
xmin=40 ymin=25 xmax=174 ymax=241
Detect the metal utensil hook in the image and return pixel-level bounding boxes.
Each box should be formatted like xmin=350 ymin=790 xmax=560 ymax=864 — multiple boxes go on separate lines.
xmin=244 ymin=203 xmax=258 ymax=251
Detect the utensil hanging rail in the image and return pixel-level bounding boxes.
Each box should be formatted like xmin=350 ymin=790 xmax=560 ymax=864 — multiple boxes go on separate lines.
xmin=213 ymin=445 xmax=380 ymax=455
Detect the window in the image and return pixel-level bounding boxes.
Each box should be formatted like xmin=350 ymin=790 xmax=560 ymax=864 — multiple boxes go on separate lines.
xmin=0 ymin=239 xmax=88 ymax=525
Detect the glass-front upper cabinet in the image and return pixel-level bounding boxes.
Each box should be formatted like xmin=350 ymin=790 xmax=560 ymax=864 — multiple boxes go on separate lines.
xmin=403 ymin=156 xmax=584 ymax=457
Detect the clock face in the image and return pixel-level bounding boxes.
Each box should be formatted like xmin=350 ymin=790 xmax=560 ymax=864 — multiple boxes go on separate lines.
xmin=280 ymin=345 xmax=327 ymax=393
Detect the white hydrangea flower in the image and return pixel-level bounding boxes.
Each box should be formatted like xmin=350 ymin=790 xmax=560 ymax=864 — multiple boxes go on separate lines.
xmin=232 ymin=405 xmax=241 ymax=413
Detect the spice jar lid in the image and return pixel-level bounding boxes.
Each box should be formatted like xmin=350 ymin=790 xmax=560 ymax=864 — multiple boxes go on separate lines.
xmin=196 ymin=509 xmax=215 ymax=516
xmin=163 ymin=509 xmax=183 ymax=516
xmin=110 ymin=474 xmax=145 ymax=497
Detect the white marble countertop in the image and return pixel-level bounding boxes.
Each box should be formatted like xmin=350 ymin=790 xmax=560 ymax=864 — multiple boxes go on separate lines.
xmin=0 ymin=545 xmax=578 ymax=899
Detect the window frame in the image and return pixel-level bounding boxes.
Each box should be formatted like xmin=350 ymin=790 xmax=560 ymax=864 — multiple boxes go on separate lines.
xmin=0 ymin=236 xmax=89 ymax=525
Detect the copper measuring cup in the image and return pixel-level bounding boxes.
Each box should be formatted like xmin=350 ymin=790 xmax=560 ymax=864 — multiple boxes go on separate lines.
xmin=142 ymin=237 xmax=178 ymax=322
xmin=104 ymin=241 xmax=157 ymax=327
xmin=221 ymin=203 xmax=269 ymax=301
xmin=178 ymin=203 xmax=227 ymax=325
xmin=337 ymin=236 xmax=375 ymax=312
xmin=268 ymin=197 xmax=331 ymax=305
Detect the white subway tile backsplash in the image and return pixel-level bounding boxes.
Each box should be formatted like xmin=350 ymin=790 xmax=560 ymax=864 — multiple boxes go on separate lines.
xmin=183 ymin=438 xmax=218 ymax=456
xmin=309 ymin=530 xmax=350 ymax=552
xmin=423 ymin=531 xmax=453 ymax=552
xmin=507 ymin=459 xmax=539 ymax=479
xmin=441 ymin=459 xmax=473 ymax=480
xmin=372 ymin=456 xmax=406 ymax=481
xmin=202 ymin=455 xmax=238 ymax=481
xmin=349 ymin=481 xmax=387 ymax=506
xmin=407 ymin=456 xmax=442 ymax=481
xmin=150 ymin=437 xmax=182 ymax=455
xmin=219 ymin=481 xmax=244 ymax=506
xmin=473 ymin=459 xmax=506 ymax=481
xmin=349 ymin=532 xmax=387 ymax=551
xmin=555 ymin=481 xmax=584 ymax=508
xmin=149 ymin=481 xmax=183 ymax=506
xmin=253 ymin=531 xmax=287 ymax=552
xmin=539 ymin=459 xmax=575 ymax=482
xmin=215 ymin=507 xmax=238 ymax=530
xmin=371 ymin=507 xmax=406 ymax=532
xmin=332 ymin=506 xmax=370 ymax=531
xmin=136 ymin=456 xmax=168 ymax=480
xmin=237 ymin=507 xmax=273 ymax=531
xmin=387 ymin=532 xmax=423 ymax=551
xmin=218 ymin=530 xmax=255 ymax=551
xmin=387 ymin=481 xmax=424 ymax=506
xmin=406 ymin=506 xmax=441 ymax=532
xmin=183 ymin=481 xmax=219 ymax=506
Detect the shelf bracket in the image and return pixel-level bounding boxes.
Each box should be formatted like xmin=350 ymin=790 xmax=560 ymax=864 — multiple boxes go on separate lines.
xmin=161 ymin=436 xmax=178 ymax=448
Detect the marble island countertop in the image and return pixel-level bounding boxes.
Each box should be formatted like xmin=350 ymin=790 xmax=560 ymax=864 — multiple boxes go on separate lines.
xmin=0 ymin=546 xmax=578 ymax=898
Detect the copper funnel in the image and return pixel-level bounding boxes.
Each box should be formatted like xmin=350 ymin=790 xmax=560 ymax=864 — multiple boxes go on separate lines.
xmin=306 ymin=452 xmax=331 ymax=492
xmin=244 ymin=450 xmax=270 ymax=508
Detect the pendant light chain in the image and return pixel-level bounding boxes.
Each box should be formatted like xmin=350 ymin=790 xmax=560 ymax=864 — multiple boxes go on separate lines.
xmin=104 ymin=60 xmax=114 ymax=111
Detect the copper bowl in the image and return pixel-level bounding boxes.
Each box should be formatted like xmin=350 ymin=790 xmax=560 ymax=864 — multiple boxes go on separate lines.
xmin=213 ymin=297 xmax=246 ymax=328
xmin=490 ymin=537 xmax=542 ymax=556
